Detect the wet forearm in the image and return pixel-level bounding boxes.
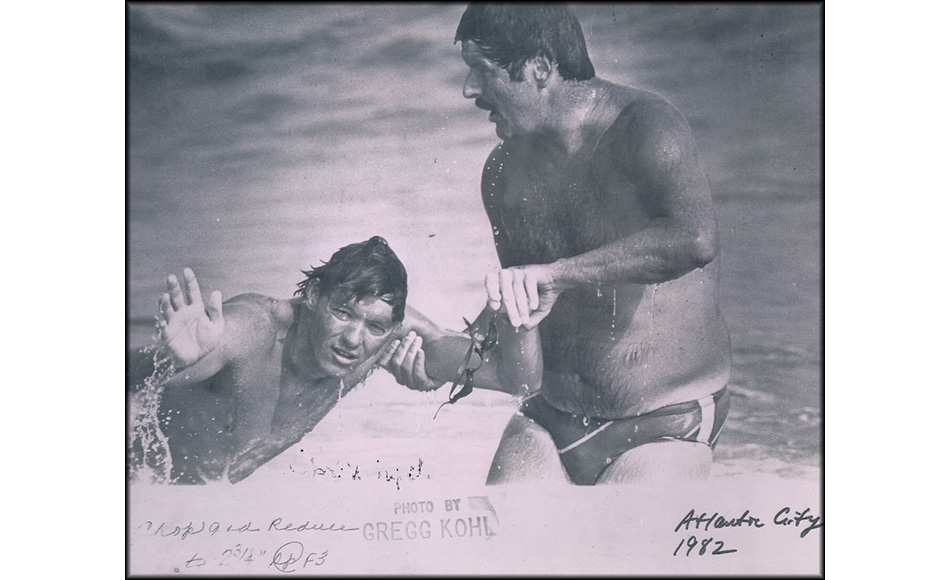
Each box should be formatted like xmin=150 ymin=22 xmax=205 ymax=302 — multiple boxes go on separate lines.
xmin=400 ymin=305 xmax=470 ymax=381
xmin=421 ymin=334 xmax=474 ymax=383
xmin=480 ymin=322 xmax=542 ymax=395
xmin=406 ymin=307 xmax=539 ymax=394
xmin=429 ymin=312 xmax=541 ymax=395
xmin=551 ymin=219 xmax=716 ymax=288
xmin=400 ymin=301 xmax=543 ymax=395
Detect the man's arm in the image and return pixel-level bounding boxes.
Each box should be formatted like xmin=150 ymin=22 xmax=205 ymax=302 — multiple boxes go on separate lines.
xmin=552 ymin=99 xmax=718 ymax=281
xmin=381 ymin=304 xmax=542 ymax=396
xmin=488 ymin=99 xmax=719 ymax=329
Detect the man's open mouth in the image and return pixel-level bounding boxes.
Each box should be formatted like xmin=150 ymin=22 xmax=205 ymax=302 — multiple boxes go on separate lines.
xmin=331 ymin=346 xmax=359 ymax=364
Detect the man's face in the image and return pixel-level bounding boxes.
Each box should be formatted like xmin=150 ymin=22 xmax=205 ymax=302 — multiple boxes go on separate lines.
xmin=461 ymin=40 xmax=540 ymax=140
xmin=304 ymin=292 xmax=397 ymax=378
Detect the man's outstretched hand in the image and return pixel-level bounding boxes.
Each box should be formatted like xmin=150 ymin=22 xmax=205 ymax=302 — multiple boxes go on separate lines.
xmin=158 ymin=267 xmax=224 ymax=368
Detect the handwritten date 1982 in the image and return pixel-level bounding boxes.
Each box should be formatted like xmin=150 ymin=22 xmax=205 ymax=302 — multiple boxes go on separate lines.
xmin=673 ymin=536 xmax=737 ymax=557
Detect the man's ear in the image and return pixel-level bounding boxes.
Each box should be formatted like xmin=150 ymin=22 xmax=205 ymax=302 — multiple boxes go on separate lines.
xmin=528 ymin=55 xmax=554 ymax=88
xmin=303 ymin=284 xmax=321 ymax=310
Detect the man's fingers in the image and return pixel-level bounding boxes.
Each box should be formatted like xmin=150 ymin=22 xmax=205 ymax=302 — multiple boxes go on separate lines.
xmin=167 ymin=274 xmax=185 ymax=310
xmin=410 ymin=345 xmax=441 ymax=392
xmin=403 ymin=335 xmax=424 ymax=389
xmin=206 ymin=290 xmax=224 ymax=324
xmin=378 ymin=339 xmax=400 ymax=368
xmin=183 ymin=267 xmax=202 ymax=306
xmin=524 ymin=270 xmax=540 ymax=311
xmin=412 ymin=347 xmax=431 ymax=390
xmin=498 ymin=269 xmax=523 ymax=327
xmin=525 ymin=311 xmax=546 ymax=330
xmin=160 ymin=292 xmax=173 ymax=321
xmin=484 ymin=272 xmax=502 ymax=311
xmin=511 ymin=269 xmax=532 ymax=323
xmin=391 ymin=331 xmax=416 ymax=367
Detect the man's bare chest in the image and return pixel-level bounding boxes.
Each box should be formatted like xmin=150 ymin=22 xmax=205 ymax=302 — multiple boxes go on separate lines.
xmin=494 ymin=150 xmax=647 ymax=262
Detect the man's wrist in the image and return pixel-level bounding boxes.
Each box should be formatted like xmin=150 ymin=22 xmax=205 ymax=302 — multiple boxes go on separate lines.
xmin=548 ymin=258 xmax=576 ymax=292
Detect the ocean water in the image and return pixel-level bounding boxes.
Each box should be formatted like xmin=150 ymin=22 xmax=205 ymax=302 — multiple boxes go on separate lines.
xmin=127 ymin=3 xmax=822 ymax=483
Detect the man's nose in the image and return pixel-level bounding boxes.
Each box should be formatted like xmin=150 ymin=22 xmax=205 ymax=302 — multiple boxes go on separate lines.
xmin=462 ymin=70 xmax=480 ymax=99
xmin=340 ymin=323 xmax=363 ymax=348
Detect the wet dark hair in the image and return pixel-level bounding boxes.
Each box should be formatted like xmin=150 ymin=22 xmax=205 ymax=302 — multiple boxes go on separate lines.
xmin=455 ymin=2 xmax=595 ymax=82
xmin=295 ymin=236 xmax=408 ymax=323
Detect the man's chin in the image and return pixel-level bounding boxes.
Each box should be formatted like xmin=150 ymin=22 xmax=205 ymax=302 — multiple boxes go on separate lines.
xmin=316 ymin=356 xmax=359 ymax=379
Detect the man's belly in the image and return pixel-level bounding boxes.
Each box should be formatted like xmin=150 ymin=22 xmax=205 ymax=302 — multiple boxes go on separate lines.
xmin=536 ymin=281 xmax=731 ymax=419
xmin=540 ymin=363 xmax=729 ymax=420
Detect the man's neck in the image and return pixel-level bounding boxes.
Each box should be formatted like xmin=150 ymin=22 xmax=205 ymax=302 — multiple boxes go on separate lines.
xmin=283 ymin=305 xmax=333 ymax=383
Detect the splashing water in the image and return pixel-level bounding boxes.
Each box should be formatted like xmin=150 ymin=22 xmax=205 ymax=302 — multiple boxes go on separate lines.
xmin=127 ymin=344 xmax=177 ymax=484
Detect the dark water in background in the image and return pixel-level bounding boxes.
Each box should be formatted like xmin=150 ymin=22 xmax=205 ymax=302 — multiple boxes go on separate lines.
xmin=127 ymin=4 xmax=822 ymax=476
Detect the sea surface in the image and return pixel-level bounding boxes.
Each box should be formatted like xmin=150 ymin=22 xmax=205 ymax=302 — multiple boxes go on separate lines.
xmin=127 ymin=3 xmax=822 ymax=484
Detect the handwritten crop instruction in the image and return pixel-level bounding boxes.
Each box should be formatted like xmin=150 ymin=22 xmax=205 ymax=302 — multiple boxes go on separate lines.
xmin=128 ymin=477 xmax=822 ymax=576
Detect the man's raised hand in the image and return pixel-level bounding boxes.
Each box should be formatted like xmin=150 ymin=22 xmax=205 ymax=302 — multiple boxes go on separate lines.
xmin=158 ymin=267 xmax=224 ymax=368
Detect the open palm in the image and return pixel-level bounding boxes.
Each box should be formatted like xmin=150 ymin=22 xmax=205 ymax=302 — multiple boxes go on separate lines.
xmin=158 ymin=267 xmax=224 ymax=368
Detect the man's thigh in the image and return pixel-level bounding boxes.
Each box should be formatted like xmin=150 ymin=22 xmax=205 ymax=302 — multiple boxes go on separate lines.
xmin=597 ymin=440 xmax=712 ymax=484
xmin=486 ymin=413 xmax=572 ymax=485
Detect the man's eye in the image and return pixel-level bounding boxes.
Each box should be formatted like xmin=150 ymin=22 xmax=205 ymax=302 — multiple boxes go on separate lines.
xmin=333 ymin=309 xmax=351 ymax=320
xmin=368 ymin=325 xmax=388 ymax=336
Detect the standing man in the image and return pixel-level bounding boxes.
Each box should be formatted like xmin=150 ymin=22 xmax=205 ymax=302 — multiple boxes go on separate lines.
xmin=453 ymin=3 xmax=731 ymax=484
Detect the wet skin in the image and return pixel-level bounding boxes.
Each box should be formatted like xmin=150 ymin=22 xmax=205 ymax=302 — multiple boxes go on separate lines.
xmin=131 ymin=283 xmax=398 ymax=484
xmin=459 ymin=40 xmax=731 ymax=483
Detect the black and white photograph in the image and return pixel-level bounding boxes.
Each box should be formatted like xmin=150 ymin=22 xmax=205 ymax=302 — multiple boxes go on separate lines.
xmin=125 ymin=2 xmax=823 ymax=575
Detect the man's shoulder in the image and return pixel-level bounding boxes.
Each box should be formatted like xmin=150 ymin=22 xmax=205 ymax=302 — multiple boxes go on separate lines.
xmin=223 ymin=294 xmax=295 ymax=333
xmin=598 ymin=86 xmax=696 ymax=170
xmin=608 ymin=87 xmax=689 ymax=135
